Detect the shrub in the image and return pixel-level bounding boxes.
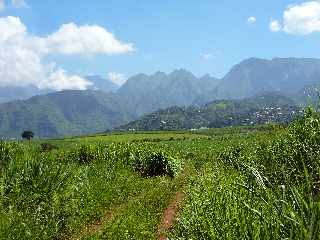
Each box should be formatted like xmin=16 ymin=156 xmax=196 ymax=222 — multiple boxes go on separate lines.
xmin=40 ymin=143 xmax=58 ymax=152
xmin=131 ymin=148 xmax=181 ymax=178
xmin=67 ymin=144 xmax=107 ymax=164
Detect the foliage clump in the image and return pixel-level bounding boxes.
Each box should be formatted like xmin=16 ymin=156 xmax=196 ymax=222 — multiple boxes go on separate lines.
xmin=132 ymin=149 xmax=181 ymax=178
xmin=65 ymin=143 xmax=181 ymax=178
xmin=67 ymin=143 xmax=106 ymax=164
xmin=40 ymin=143 xmax=58 ymax=152
xmin=21 ymin=131 xmax=34 ymax=140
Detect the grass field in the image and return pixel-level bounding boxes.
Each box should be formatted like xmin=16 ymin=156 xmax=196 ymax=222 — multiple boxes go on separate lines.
xmin=0 ymin=110 xmax=319 ymax=239
xmin=43 ymin=131 xmax=208 ymax=147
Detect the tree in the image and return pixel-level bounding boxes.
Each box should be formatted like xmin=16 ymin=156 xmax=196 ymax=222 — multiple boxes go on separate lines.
xmin=21 ymin=131 xmax=34 ymax=140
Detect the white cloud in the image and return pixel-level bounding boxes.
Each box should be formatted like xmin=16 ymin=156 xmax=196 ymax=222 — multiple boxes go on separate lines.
xmin=44 ymin=23 xmax=134 ymax=55
xmin=108 ymin=72 xmax=127 ymax=85
xmin=11 ymin=0 xmax=27 ymax=8
xmin=0 ymin=0 xmax=5 ymax=10
xmin=0 ymin=35 xmax=93 ymax=90
xmin=39 ymin=69 xmax=92 ymax=91
xmin=201 ymin=50 xmax=222 ymax=61
xmin=247 ymin=16 xmax=256 ymax=24
xmin=0 ymin=16 xmax=26 ymax=41
xmin=270 ymin=20 xmax=282 ymax=32
xmin=0 ymin=16 xmax=134 ymax=90
xmin=201 ymin=53 xmax=213 ymax=60
xmin=271 ymin=1 xmax=320 ymax=35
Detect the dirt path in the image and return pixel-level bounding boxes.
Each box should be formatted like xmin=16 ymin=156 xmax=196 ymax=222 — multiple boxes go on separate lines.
xmin=71 ymin=207 xmax=118 ymax=240
xmin=71 ymin=166 xmax=189 ymax=240
xmin=71 ymin=189 xmax=185 ymax=240
xmin=158 ymin=190 xmax=185 ymax=240
xmin=70 ymin=192 xmax=145 ymax=240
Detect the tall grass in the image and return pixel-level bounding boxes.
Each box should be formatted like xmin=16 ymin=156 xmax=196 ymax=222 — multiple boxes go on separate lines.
xmin=172 ymin=108 xmax=320 ymax=239
xmin=2 ymin=109 xmax=320 ymax=239
xmin=0 ymin=141 xmax=181 ymax=239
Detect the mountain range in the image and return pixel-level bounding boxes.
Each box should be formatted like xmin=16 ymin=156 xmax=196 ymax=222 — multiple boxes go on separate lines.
xmin=0 ymin=57 xmax=320 ymax=138
xmin=210 ymin=57 xmax=320 ymax=101
xmin=0 ymin=91 xmax=129 ymax=138
xmin=117 ymin=57 xmax=320 ymax=112
xmin=85 ymin=75 xmax=120 ymax=93
xmin=117 ymin=70 xmax=219 ymax=117
xmin=0 ymin=76 xmax=119 ymax=104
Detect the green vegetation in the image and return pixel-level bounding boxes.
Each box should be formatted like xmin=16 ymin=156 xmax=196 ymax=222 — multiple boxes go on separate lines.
xmin=117 ymin=93 xmax=300 ymax=131
xmin=21 ymin=130 xmax=34 ymax=140
xmin=0 ymin=140 xmax=183 ymax=239
xmin=1 ymin=107 xmax=320 ymax=239
xmin=0 ymin=90 xmax=130 ymax=138
xmin=171 ymin=107 xmax=320 ymax=239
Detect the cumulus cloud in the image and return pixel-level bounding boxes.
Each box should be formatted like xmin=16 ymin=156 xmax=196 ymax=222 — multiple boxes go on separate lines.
xmin=43 ymin=23 xmax=134 ymax=55
xmin=247 ymin=16 xmax=256 ymax=24
xmin=201 ymin=53 xmax=213 ymax=60
xmin=0 ymin=16 xmax=26 ymax=41
xmin=271 ymin=1 xmax=320 ymax=35
xmin=270 ymin=20 xmax=282 ymax=32
xmin=0 ymin=16 xmax=133 ymax=90
xmin=108 ymin=72 xmax=127 ymax=85
xmin=39 ymin=69 xmax=92 ymax=91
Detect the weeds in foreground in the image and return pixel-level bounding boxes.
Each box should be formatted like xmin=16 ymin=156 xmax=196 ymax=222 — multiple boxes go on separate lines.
xmin=172 ymin=107 xmax=320 ymax=239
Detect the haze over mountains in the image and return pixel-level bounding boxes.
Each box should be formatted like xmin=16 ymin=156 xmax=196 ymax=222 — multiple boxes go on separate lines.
xmin=85 ymin=75 xmax=120 ymax=93
xmin=0 ymin=85 xmax=50 ymax=104
xmin=212 ymin=57 xmax=320 ymax=100
xmin=0 ymin=76 xmax=120 ymax=104
xmin=1 ymin=57 xmax=320 ymax=138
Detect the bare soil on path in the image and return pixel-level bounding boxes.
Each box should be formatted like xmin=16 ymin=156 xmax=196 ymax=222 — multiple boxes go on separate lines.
xmin=157 ymin=190 xmax=185 ymax=240
xmin=70 ymin=167 xmax=188 ymax=240
xmin=70 ymin=206 xmax=118 ymax=240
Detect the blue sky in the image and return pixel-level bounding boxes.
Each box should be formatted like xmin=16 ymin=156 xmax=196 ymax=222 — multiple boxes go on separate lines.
xmin=0 ymin=0 xmax=319 ymax=88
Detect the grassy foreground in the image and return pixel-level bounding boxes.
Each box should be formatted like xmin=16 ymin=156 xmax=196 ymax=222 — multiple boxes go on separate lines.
xmin=0 ymin=109 xmax=320 ymax=239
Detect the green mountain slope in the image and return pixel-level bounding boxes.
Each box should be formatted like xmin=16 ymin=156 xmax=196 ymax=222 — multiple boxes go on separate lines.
xmin=115 ymin=93 xmax=300 ymax=131
xmin=0 ymin=90 xmax=130 ymax=138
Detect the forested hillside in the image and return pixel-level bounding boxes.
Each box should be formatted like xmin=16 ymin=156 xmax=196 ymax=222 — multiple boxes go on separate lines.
xmin=116 ymin=93 xmax=300 ymax=131
xmin=0 ymin=90 xmax=130 ymax=138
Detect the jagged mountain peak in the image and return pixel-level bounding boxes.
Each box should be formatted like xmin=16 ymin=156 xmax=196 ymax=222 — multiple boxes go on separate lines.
xmin=169 ymin=68 xmax=195 ymax=78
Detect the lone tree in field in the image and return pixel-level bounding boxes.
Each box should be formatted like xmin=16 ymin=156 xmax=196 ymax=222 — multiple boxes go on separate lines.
xmin=21 ymin=131 xmax=34 ymax=140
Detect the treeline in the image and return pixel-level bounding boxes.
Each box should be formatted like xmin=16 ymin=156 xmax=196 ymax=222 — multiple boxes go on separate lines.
xmin=116 ymin=93 xmax=301 ymax=131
